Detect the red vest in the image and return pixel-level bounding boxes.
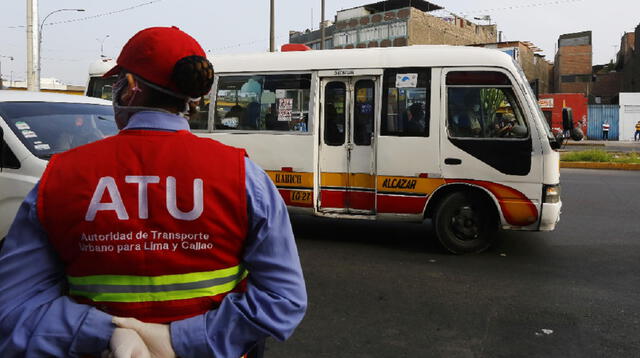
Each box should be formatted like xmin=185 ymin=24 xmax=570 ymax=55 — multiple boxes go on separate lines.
xmin=38 ymin=129 xmax=248 ymax=323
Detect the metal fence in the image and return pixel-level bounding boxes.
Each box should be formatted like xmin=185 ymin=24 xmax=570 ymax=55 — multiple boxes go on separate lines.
xmin=587 ymin=105 xmax=619 ymax=140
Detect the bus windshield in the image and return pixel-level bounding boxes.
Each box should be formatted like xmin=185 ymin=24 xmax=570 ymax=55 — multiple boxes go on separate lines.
xmin=86 ymin=76 xmax=117 ymax=101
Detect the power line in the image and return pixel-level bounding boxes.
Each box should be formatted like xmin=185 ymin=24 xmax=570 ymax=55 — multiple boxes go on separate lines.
xmin=437 ymin=0 xmax=585 ymax=16
xmin=6 ymin=0 xmax=163 ymax=29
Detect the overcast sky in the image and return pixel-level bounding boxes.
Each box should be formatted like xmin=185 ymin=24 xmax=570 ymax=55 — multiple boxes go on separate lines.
xmin=1 ymin=0 xmax=638 ymax=85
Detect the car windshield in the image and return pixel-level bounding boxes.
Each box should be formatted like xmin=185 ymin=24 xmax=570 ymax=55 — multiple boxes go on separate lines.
xmin=0 ymin=101 xmax=117 ymax=159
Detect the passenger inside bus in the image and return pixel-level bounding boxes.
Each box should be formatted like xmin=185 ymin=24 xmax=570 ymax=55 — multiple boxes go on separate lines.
xmin=448 ymin=90 xmax=482 ymax=137
xmin=403 ymin=102 xmax=426 ymax=135
xmin=324 ymin=104 xmax=344 ymax=145
xmin=241 ymin=101 xmax=261 ymax=130
xmin=220 ymin=104 xmax=244 ymax=129
xmin=354 ymin=93 xmax=374 ymax=145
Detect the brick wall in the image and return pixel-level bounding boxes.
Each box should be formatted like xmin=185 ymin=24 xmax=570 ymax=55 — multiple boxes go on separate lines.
xmin=554 ymin=44 xmax=592 ymax=94
xmin=621 ymin=24 xmax=640 ymax=92
xmin=591 ymin=72 xmax=622 ymax=104
xmin=407 ymin=8 xmax=497 ymax=46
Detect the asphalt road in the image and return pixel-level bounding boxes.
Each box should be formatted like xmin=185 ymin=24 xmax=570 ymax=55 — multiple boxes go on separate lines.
xmin=266 ymin=169 xmax=640 ymax=358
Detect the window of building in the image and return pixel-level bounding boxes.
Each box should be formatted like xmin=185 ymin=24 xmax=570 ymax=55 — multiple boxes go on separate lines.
xmin=375 ymin=24 xmax=389 ymax=39
xmin=359 ymin=27 xmax=376 ymax=42
xmin=381 ymin=68 xmax=431 ymax=137
xmin=214 ymin=74 xmax=311 ymax=132
xmin=446 ymin=71 xmax=529 ymax=139
xmin=389 ymin=22 xmax=407 ymax=38
xmin=334 ymin=32 xmax=348 ymax=46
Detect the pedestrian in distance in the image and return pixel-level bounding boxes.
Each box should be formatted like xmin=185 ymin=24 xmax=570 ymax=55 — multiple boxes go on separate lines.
xmin=635 ymin=120 xmax=640 ymax=141
xmin=602 ymin=120 xmax=610 ymax=141
xmin=0 ymin=26 xmax=307 ymax=358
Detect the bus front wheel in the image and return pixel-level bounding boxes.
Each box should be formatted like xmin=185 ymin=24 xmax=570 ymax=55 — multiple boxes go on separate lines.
xmin=434 ymin=191 xmax=497 ymax=254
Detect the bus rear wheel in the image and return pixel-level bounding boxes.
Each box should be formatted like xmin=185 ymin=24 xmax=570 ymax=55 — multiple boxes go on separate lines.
xmin=434 ymin=191 xmax=497 ymax=254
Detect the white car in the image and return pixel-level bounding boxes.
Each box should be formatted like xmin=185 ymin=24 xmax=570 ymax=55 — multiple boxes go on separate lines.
xmin=0 ymin=91 xmax=116 ymax=239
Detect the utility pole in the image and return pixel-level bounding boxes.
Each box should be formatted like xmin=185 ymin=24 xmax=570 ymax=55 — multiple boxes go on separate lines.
xmin=270 ymin=0 xmax=275 ymax=52
xmin=27 ymin=0 xmax=40 ymax=91
xmin=320 ymin=0 xmax=326 ymax=49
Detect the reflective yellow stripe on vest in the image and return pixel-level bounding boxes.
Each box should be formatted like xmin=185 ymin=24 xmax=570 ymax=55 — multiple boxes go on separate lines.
xmin=67 ymin=265 xmax=248 ymax=303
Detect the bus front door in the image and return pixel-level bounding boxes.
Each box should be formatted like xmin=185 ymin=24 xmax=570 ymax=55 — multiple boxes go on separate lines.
xmin=319 ymin=77 xmax=377 ymax=215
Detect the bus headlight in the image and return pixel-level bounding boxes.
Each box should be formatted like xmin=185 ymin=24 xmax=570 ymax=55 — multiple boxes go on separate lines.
xmin=543 ymin=184 xmax=561 ymax=204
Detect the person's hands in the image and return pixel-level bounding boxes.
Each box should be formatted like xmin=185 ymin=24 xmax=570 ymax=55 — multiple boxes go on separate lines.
xmin=103 ymin=327 xmax=151 ymax=358
xmin=113 ymin=317 xmax=177 ymax=358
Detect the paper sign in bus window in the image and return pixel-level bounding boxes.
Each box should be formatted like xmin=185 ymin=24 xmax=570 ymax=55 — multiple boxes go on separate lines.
xmin=21 ymin=130 xmax=38 ymax=138
xmin=278 ymin=98 xmax=293 ymax=121
xmin=396 ymin=73 xmax=418 ymax=88
xmin=15 ymin=121 xmax=30 ymax=130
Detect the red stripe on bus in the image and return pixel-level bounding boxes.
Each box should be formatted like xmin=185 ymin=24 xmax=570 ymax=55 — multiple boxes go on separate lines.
xmin=348 ymin=191 xmax=375 ymax=211
xmin=277 ymin=189 xmax=313 ymax=208
xmin=377 ymin=194 xmax=428 ymax=214
xmin=319 ymin=190 xmax=345 ymax=208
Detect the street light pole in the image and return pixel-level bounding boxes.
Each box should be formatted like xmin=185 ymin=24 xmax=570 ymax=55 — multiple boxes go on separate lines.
xmin=320 ymin=0 xmax=325 ymax=49
xmin=37 ymin=8 xmax=85 ymax=89
xmin=98 ymin=35 xmax=110 ymax=58
xmin=270 ymin=0 xmax=275 ymax=52
xmin=27 ymin=0 xmax=39 ymax=91
xmin=0 ymin=55 xmax=15 ymax=89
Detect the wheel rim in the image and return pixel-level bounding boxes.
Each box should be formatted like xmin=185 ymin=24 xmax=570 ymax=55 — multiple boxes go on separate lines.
xmin=449 ymin=205 xmax=482 ymax=241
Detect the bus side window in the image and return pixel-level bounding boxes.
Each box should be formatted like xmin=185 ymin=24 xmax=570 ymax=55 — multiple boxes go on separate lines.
xmin=381 ymin=67 xmax=430 ymax=137
xmin=324 ymin=82 xmax=346 ymax=146
xmin=446 ymin=71 xmax=529 ymax=139
xmin=354 ymin=79 xmax=375 ymax=146
xmin=213 ymin=74 xmax=311 ymax=132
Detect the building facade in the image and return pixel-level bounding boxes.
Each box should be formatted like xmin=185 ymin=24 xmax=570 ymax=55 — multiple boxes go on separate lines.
xmin=553 ymin=31 xmax=593 ymax=96
xmin=617 ymin=24 xmax=640 ymax=92
xmin=289 ymin=0 xmax=497 ymax=50
xmin=474 ymin=41 xmax=553 ymax=95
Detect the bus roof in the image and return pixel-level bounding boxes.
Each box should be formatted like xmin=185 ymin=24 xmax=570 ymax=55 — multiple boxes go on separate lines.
xmin=89 ymin=58 xmax=115 ymax=76
xmin=209 ymin=45 xmax=516 ymax=74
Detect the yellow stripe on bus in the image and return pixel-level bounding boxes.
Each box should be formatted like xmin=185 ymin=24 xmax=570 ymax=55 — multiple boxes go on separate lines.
xmin=321 ymin=172 xmax=375 ymax=189
xmin=266 ymin=171 xmax=314 ymax=188
xmin=377 ymin=176 xmax=445 ymax=195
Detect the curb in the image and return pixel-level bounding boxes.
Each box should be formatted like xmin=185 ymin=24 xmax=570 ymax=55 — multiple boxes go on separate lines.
xmin=560 ymin=161 xmax=640 ymax=170
xmin=564 ymin=142 xmax=605 ymax=147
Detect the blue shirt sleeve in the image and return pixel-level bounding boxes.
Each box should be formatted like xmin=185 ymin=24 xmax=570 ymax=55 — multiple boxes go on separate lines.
xmin=0 ymin=184 xmax=115 ymax=357
xmin=170 ymin=158 xmax=308 ymax=358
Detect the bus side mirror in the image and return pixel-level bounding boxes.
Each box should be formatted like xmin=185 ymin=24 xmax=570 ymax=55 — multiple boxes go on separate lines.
xmin=550 ymin=137 xmax=561 ymax=150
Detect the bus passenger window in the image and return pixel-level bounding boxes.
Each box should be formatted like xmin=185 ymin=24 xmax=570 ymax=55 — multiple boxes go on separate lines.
xmin=354 ymin=80 xmax=375 ymax=146
xmin=446 ymin=71 xmax=529 ymax=139
xmin=381 ymin=67 xmax=430 ymax=137
xmin=324 ymin=82 xmax=346 ymax=146
xmin=213 ymin=74 xmax=311 ymax=132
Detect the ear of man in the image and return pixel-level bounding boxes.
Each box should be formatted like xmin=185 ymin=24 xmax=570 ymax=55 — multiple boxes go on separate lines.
xmin=119 ymin=73 xmax=139 ymax=105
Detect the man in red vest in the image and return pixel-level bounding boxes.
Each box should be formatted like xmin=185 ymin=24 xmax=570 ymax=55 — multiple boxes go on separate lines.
xmin=0 ymin=27 xmax=306 ymax=358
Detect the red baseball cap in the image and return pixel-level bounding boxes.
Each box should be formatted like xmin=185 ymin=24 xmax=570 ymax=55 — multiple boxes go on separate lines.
xmin=103 ymin=26 xmax=207 ymax=94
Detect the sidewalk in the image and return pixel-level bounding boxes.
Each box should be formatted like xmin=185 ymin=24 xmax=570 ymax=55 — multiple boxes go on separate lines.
xmin=560 ymin=139 xmax=640 ymax=170
xmin=564 ymin=139 xmax=640 ymax=148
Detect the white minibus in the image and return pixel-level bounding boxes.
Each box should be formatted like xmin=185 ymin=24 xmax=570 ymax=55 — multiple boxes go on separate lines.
xmin=200 ymin=45 xmax=562 ymax=253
